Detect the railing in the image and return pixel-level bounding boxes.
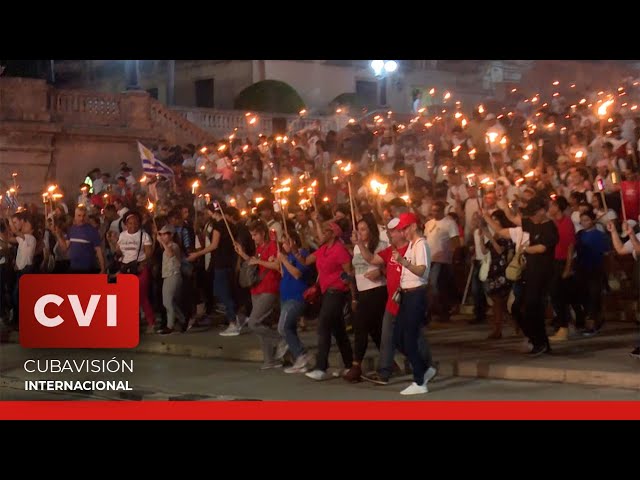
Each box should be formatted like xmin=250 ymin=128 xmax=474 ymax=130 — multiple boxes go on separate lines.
xmin=51 ymin=89 xmax=124 ymax=126
xmin=149 ymin=100 xmax=211 ymax=145
xmin=170 ymin=106 xmax=337 ymax=137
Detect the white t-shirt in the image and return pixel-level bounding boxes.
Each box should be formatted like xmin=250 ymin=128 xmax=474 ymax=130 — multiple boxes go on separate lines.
xmin=464 ymin=197 xmax=481 ymax=243
xmin=622 ymin=232 xmax=640 ymax=259
xmin=353 ymin=241 xmax=388 ymax=292
xmin=447 ymin=184 xmax=469 ymax=209
xmin=508 ymin=227 xmax=531 ymax=249
xmin=118 ymin=230 xmax=152 ymax=264
xmin=424 ymin=216 xmax=459 ymax=264
xmin=571 ymin=210 xmax=583 ymax=233
xmin=400 ymin=237 xmax=431 ymax=288
xmin=473 ymin=229 xmax=490 ymax=260
xmin=16 ymin=234 xmax=37 ymax=270
xmin=110 ymin=208 xmax=130 ymax=234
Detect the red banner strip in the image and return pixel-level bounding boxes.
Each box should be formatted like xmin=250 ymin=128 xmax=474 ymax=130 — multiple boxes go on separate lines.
xmin=1 ymin=401 xmax=639 ymax=420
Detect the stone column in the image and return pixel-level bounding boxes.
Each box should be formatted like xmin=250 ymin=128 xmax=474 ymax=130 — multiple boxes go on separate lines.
xmin=167 ymin=60 xmax=175 ymax=106
xmin=121 ymin=90 xmax=151 ymax=130
xmin=125 ymin=60 xmax=140 ymax=90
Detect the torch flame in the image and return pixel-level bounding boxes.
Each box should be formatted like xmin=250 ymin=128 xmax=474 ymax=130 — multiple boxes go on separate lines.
xmin=255 ymin=196 xmax=264 ymax=204
xmin=525 ymin=171 xmax=535 ymax=178
xmin=429 ymin=88 xmax=435 ymax=95
xmin=146 ymin=200 xmax=154 ymax=211
xmin=487 ymin=132 xmax=499 ymax=143
xmin=598 ymin=100 xmax=614 ymax=117
xmin=444 ymin=92 xmax=451 ymax=100
xmin=47 ymin=185 xmax=57 ymax=193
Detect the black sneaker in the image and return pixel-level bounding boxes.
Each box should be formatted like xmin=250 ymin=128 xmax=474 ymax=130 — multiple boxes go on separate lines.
xmin=630 ymin=347 xmax=640 ymax=359
xmin=361 ymin=371 xmax=390 ymax=385
xmin=528 ymin=344 xmax=550 ymax=357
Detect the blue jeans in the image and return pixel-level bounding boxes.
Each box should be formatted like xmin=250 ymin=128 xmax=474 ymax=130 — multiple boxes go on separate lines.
xmin=213 ymin=268 xmax=236 ymax=323
xmin=393 ymin=287 xmax=432 ymax=384
xmin=278 ymin=299 xmax=306 ymax=360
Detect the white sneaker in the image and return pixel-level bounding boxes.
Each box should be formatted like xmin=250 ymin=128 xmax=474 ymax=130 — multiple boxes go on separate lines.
xmin=400 ymin=382 xmax=428 ymax=395
xmin=423 ymin=366 xmax=437 ymax=385
xmin=219 ymin=323 xmax=240 ymax=337
xmin=305 ymin=369 xmax=332 ymax=381
xmin=284 ymin=354 xmax=310 ymax=374
xmin=275 ymin=340 xmax=289 ymax=360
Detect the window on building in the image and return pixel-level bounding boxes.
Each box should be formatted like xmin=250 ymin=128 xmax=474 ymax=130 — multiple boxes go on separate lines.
xmin=356 ymin=80 xmax=378 ymax=106
xmin=146 ymin=87 xmax=159 ymax=99
xmin=195 ymin=78 xmax=215 ymax=108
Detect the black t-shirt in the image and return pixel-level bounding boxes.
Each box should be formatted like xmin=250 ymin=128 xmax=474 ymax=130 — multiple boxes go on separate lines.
xmin=234 ymin=222 xmax=255 ymax=258
xmin=211 ymin=219 xmax=236 ymax=269
xmin=522 ymin=218 xmax=558 ymax=279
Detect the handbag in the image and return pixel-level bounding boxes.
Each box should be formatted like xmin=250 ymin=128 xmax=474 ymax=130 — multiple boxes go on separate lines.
xmin=238 ymin=260 xmax=262 ymax=288
xmin=505 ymin=234 xmax=526 ymax=282
xmin=303 ymin=283 xmax=322 ymax=304
xmin=120 ymin=231 xmax=144 ymax=275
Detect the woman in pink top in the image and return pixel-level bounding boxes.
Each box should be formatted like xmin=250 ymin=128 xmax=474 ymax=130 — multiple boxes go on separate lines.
xmin=293 ymin=221 xmax=354 ymax=381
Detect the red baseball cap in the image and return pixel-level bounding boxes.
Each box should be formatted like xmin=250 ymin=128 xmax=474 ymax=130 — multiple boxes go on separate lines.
xmin=326 ymin=222 xmax=343 ymax=237
xmin=395 ymin=212 xmax=418 ymax=230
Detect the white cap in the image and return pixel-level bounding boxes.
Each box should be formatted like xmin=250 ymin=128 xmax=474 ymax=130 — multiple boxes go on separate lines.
xmin=387 ymin=218 xmax=400 ymax=230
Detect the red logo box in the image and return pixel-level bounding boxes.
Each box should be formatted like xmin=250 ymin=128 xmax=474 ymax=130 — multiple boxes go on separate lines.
xmin=19 ymin=274 xmax=140 ymax=349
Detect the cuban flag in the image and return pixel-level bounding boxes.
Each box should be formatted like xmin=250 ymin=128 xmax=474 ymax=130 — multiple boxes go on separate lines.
xmin=137 ymin=141 xmax=174 ymax=178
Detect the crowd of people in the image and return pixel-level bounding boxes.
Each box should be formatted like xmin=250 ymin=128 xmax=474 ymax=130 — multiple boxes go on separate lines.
xmin=2 ymin=83 xmax=640 ymax=395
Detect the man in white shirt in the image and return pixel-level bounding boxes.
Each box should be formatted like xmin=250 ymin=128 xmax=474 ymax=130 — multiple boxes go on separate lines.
xmin=7 ymin=212 xmax=37 ymax=327
xmin=392 ymin=212 xmax=437 ymax=395
xmin=446 ymin=170 xmax=469 ymax=212
xmin=424 ymin=200 xmax=460 ymax=321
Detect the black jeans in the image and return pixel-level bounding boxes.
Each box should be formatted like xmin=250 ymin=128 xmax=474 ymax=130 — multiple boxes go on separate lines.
xmin=315 ymin=290 xmax=353 ymax=372
xmin=394 ymin=286 xmax=432 ymax=384
xmin=353 ymin=286 xmax=386 ymax=362
xmin=521 ymin=272 xmax=550 ymax=348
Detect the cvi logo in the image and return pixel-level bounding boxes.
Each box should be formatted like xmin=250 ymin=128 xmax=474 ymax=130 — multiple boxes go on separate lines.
xmin=20 ymin=275 xmax=140 ymax=348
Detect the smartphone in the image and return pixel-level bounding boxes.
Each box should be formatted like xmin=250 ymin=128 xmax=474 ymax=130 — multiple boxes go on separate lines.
xmin=597 ymin=178 xmax=605 ymax=191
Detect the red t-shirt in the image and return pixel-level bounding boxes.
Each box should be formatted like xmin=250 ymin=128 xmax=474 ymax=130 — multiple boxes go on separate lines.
xmin=315 ymin=240 xmax=352 ymax=293
xmin=251 ymin=241 xmax=281 ymax=295
xmin=621 ymin=181 xmax=640 ymax=224
xmin=553 ymin=215 xmax=576 ymax=261
xmin=378 ymin=244 xmax=409 ymax=316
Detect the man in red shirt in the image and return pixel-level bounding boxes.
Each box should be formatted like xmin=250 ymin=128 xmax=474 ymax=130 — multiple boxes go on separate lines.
xmin=548 ymin=196 xmax=577 ymax=341
xmin=355 ymin=218 xmax=429 ymax=385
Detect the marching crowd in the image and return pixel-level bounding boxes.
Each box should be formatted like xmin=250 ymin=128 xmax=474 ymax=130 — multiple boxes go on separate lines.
xmin=2 ymin=85 xmax=640 ymax=395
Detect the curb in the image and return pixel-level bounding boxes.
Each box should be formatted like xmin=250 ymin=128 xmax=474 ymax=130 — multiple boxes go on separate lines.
xmin=130 ymin=339 xmax=640 ymax=391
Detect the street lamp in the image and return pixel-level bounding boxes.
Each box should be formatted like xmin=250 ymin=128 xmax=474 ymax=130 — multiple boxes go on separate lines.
xmin=370 ymin=60 xmax=398 ymax=107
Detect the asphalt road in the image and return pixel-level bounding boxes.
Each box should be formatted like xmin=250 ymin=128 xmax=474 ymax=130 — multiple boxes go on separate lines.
xmin=2 ymin=353 xmax=640 ymax=401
